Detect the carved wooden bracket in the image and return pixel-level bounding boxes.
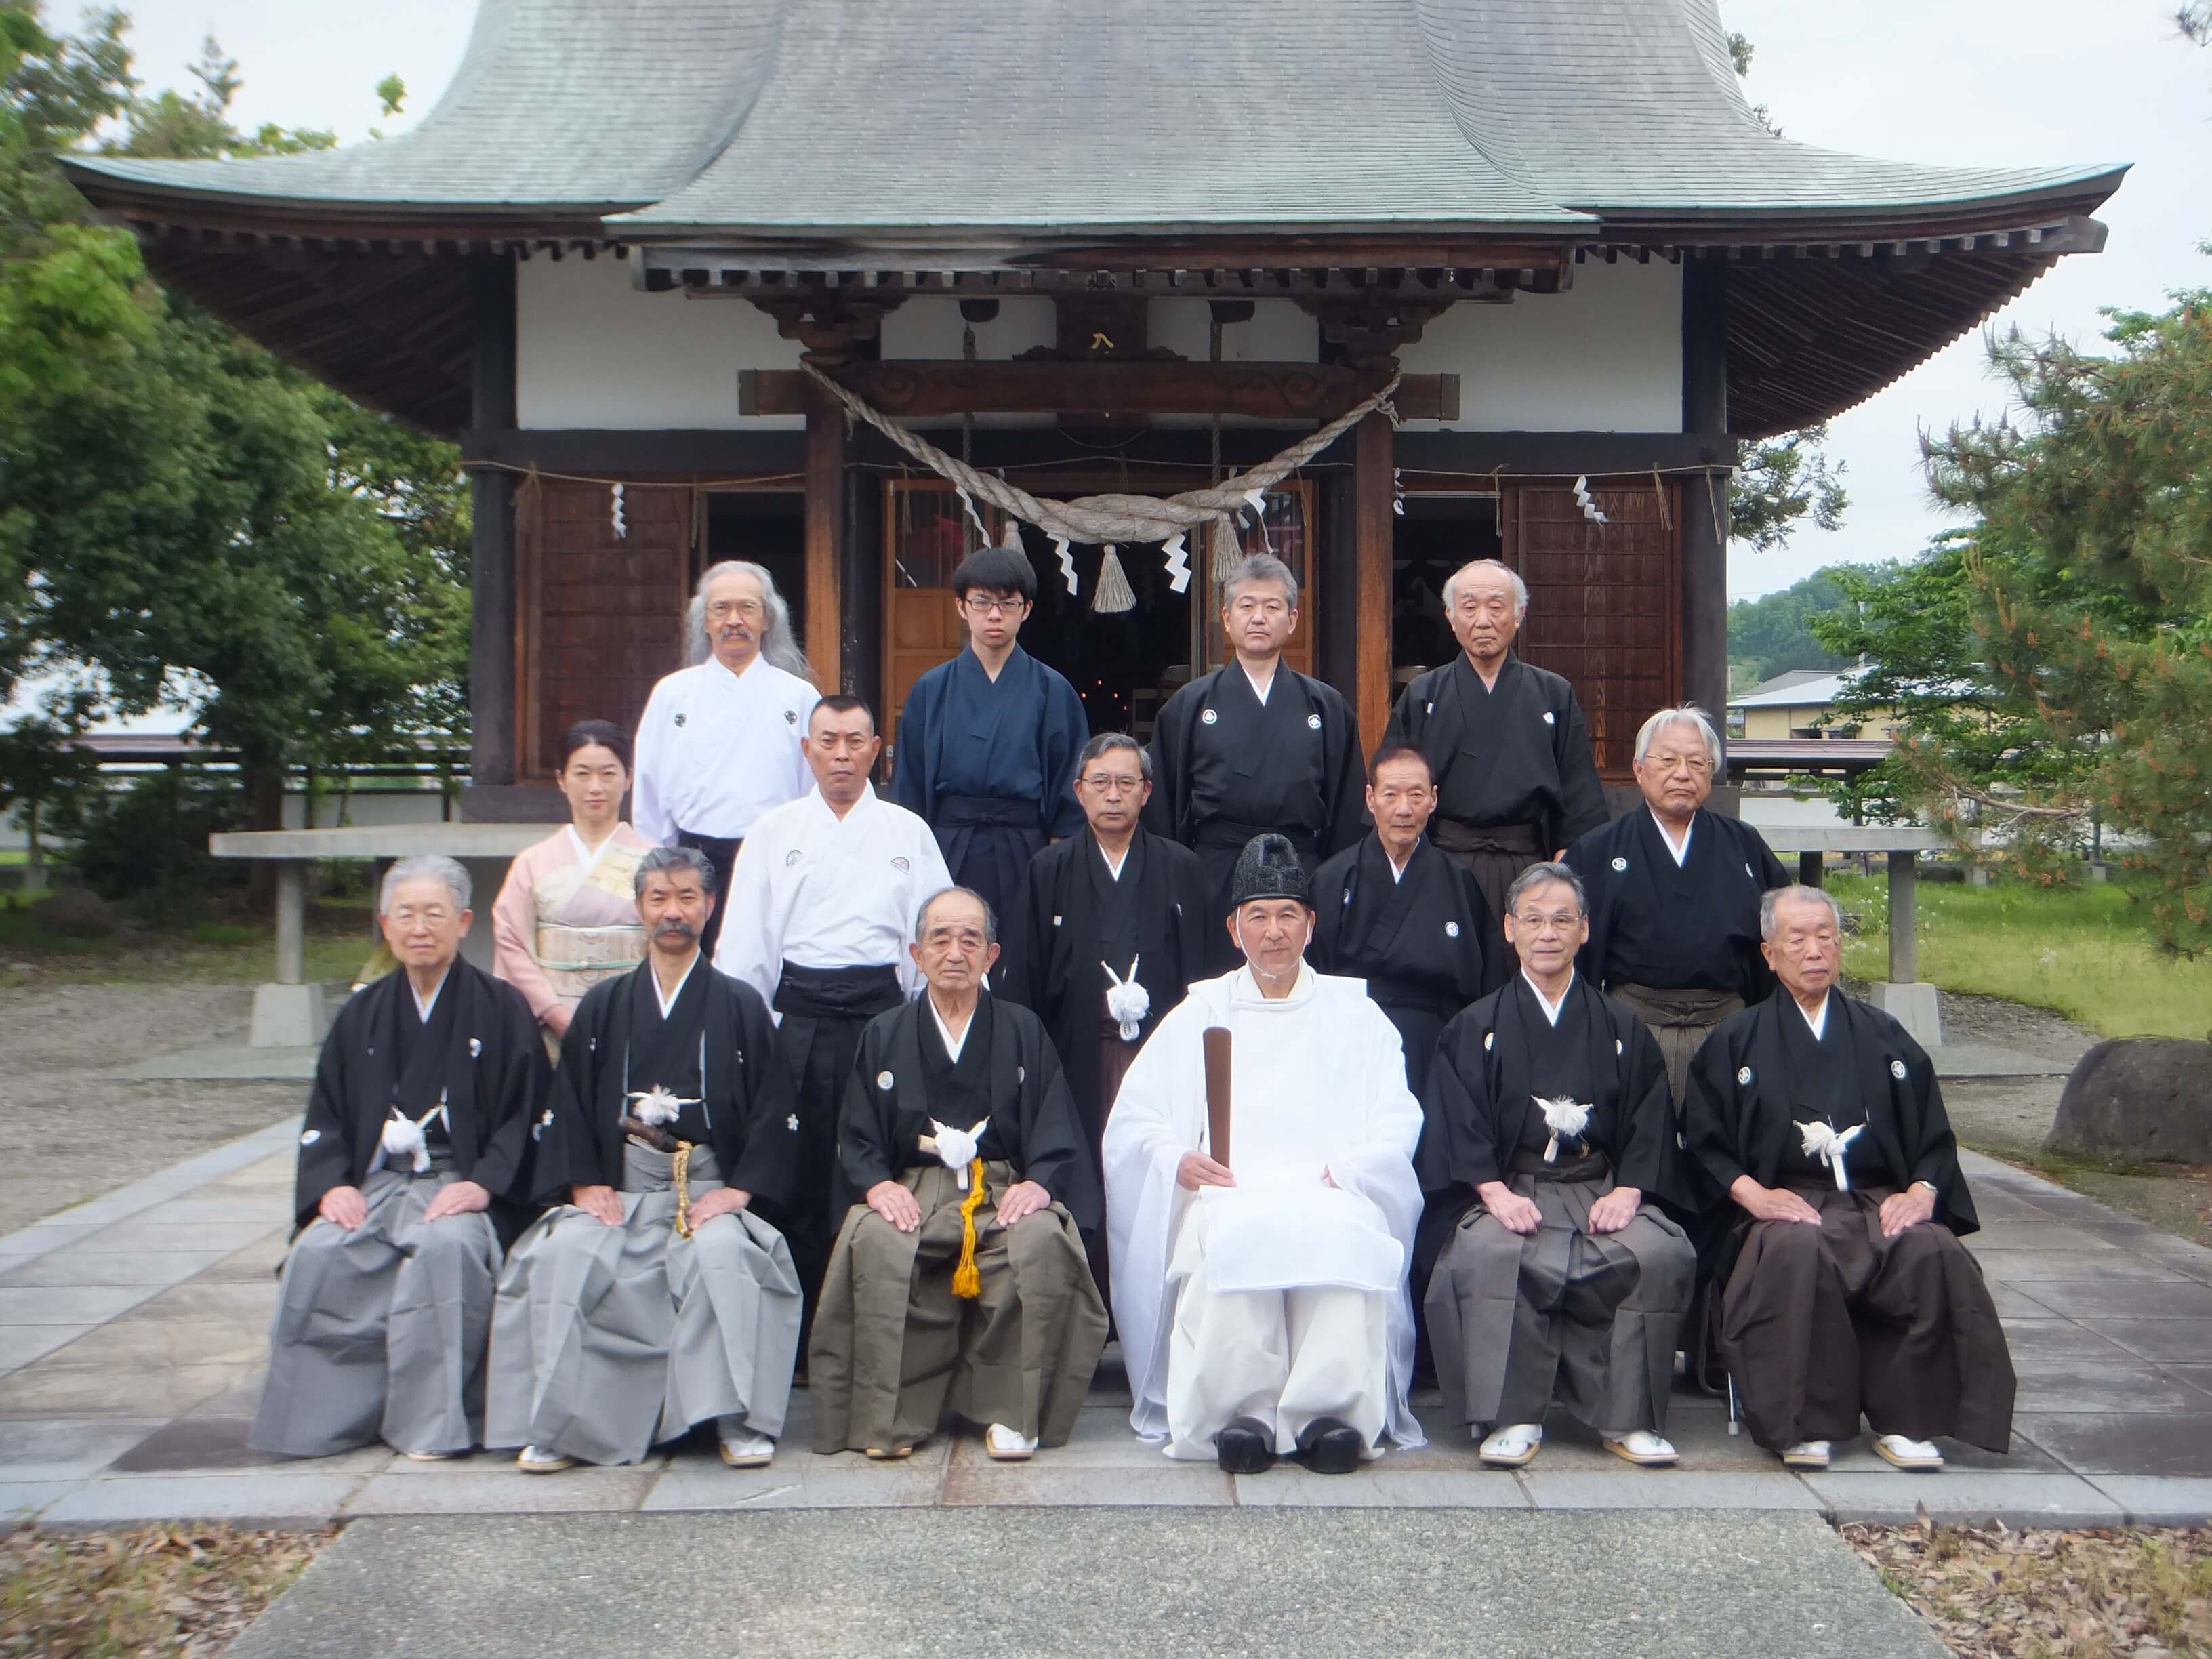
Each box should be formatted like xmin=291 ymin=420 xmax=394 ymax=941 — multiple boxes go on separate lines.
xmin=1297 ymin=293 xmax=1460 ymax=371
xmin=745 ymin=291 xmax=907 ymax=365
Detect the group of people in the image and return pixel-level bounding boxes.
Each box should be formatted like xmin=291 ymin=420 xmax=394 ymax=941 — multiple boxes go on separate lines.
xmin=251 ymin=548 xmax=2017 ymax=1482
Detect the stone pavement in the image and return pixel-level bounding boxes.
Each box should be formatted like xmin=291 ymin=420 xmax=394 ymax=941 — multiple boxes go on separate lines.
xmin=222 ymin=1510 xmax=1948 ymax=1659
xmin=3 ymin=1120 xmax=2209 ymax=1529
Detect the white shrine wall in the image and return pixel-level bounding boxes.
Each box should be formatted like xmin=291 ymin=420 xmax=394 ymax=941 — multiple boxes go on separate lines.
xmin=514 ymin=253 xmax=1683 ymax=434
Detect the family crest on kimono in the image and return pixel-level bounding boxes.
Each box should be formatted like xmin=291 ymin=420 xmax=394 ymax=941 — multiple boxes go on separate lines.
xmin=1564 ymin=705 xmax=1790 ymax=1107
xmin=810 ymin=887 xmax=1108 ymax=1462
xmin=1416 ymin=861 xmax=1696 ymax=1470
xmin=1384 ymin=560 xmax=1608 ymax=920
xmin=890 ymin=541 xmax=1090 ymax=924
xmin=632 ymin=560 xmax=819 ymax=956
xmin=1311 ymin=742 xmax=1504 ymax=1099
xmin=252 ymin=855 xmax=546 ymax=1460
xmin=489 ymin=845 xmax=805 ymax=1472
xmin=716 ymin=694 xmax=952 ymax=1351
xmin=1144 ymin=553 xmax=1366 ymax=973
xmin=1105 ymin=834 xmax=1425 ymax=1475
xmin=1683 ymin=885 xmax=2018 ymax=1473
xmin=491 ymin=718 xmax=655 ymax=1050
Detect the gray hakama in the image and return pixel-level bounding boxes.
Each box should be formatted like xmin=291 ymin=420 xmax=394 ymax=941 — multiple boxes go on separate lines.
xmin=1426 ymin=1145 xmax=1693 ymax=1435
xmin=487 ymin=1142 xmax=800 ymax=1466
xmin=810 ymin=1161 xmax=1106 ymax=1454
xmin=1610 ymin=983 xmax=1744 ymax=1111
xmin=250 ymin=1155 xmax=500 ymax=1458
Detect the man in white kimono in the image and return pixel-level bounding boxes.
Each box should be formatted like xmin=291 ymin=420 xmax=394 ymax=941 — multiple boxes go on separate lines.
xmin=632 ymin=560 xmax=819 ymax=956
xmin=716 ymin=695 xmax=952 ymax=1347
xmin=1104 ymin=833 xmax=1424 ymax=1475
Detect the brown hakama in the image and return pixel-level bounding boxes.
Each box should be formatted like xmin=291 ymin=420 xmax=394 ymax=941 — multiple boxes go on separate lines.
xmin=809 ymin=1160 xmax=1108 ymax=1454
xmin=1720 ymin=1182 xmax=2016 ymax=1452
xmin=1425 ymin=1147 xmax=1694 ymax=1436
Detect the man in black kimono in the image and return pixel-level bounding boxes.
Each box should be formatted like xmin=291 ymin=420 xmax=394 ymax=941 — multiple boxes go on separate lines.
xmin=488 ymin=846 xmax=805 ymax=1471
xmin=1145 ymin=552 xmax=1366 ymax=971
xmin=998 ymin=732 xmax=1208 ymax=1164
xmin=1383 ymin=559 xmax=1607 ymax=920
xmin=251 ymin=855 xmax=546 ymax=1460
xmin=1416 ymin=862 xmax=1694 ymax=1469
xmin=811 ymin=888 xmax=1108 ymax=1462
xmin=890 ymin=541 xmax=1090 ymax=922
xmin=1565 ymin=705 xmax=1790 ymax=1107
xmin=1683 ymin=885 xmax=2016 ymax=1473
xmin=1312 ymin=743 xmax=1503 ymax=1098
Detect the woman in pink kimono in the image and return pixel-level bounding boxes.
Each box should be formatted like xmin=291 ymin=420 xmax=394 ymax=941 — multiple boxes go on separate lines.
xmin=492 ymin=721 xmax=655 ymax=1045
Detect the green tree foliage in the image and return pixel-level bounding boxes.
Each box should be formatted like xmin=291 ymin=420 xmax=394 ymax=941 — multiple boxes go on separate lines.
xmin=1831 ymin=296 xmax=2212 ymax=953
xmin=0 ymin=682 xmax=98 ymax=884
xmin=1725 ymin=563 xmax=1867 ymax=688
xmin=1 ymin=5 xmax=468 ymax=840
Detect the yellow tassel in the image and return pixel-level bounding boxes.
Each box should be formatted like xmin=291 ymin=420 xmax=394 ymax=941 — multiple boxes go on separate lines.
xmin=951 ymin=1158 xmax=987 ymax=1299
xmin=673 ymin=1141 xmax=693 ymax=1240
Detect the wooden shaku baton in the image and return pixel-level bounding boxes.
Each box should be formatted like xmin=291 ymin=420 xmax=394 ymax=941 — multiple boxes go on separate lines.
xmin=1202 ymin=1025 xmax=1232 ymax=1171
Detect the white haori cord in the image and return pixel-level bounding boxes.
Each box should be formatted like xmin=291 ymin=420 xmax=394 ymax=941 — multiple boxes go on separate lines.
xmin=626 ymin=1084 xmax=701 ymax=1128
xmin=380 ymin=1094 xmax=450 ymax=1174
xmin=1534 ymin=1097 xmax=1591 ymax=1164
xmin=1102 ymin=958 xmax=1150 ymax=1040
xmin=1799 ymin=1120 xmax=1865 ymax=1190
xmin=929 ymin=1118 xmax=990 ymax=1190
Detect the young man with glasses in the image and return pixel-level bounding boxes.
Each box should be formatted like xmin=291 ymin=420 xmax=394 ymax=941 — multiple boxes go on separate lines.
xmin=890 ymin=542 xmax=1089 ymax=924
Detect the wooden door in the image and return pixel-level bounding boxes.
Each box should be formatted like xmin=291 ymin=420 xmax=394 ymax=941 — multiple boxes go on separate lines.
xmin=1501 ymin=480 xmax=1681 ymax=778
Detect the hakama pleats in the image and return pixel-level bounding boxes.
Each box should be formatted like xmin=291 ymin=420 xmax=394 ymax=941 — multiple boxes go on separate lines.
xmin=809 ymin=1161 xmax=1107 ymax=1454
xmin=1425 ymin=1170 xmax=1693 ymax=1437
xmin=1161 ymin=1193 xmax=1392 ymax=1461
xmin=1610 ymin=983 xmax=1744 ymax=1111
xmin=249 ymin=1162 xmax=499 ymax=1458
xmin=932 ymin=795 xmax=1046 ymax=928
xmin=1429 ymin=820 xmax=1543 ymax=926
xmin=485 ymin=1147 xmax=800 ymax=1466
xmin=1719 ymin=1184 xmax=2015 ymax=1452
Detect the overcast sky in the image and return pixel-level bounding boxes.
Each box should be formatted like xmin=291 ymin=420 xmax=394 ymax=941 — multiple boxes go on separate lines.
xmin=93 ymin=0 xmax=2211 ymax=601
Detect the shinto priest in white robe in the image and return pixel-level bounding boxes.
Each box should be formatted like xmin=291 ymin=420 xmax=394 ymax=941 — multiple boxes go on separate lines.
xmin=1103 ymin=963 xmax=1425 ymax=1458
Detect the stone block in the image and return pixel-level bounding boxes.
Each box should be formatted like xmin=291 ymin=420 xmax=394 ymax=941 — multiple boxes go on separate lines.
xmin=1803 ymin=1469 xmax=2123 ymax=1527
xmin=2049 ymin=1037 xmax=2212 ymax=1163
xmin=249 ymin=981 xmax=329 ymax=1048
xmin=1867 ymin=980 xmax=1942 ymax=1045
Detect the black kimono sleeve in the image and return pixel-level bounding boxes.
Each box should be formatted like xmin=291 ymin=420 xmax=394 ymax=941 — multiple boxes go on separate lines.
xmin=293 ymin=1012 xmax=363 ymax=1231
xmin=470 ymin=980 xmax=549 ymax=1208
xmin=1141 ymin=686 xmax=1194 ymax=843
xmin=1681 ymin=1024 xmax=1753 ymax=1199
xmin=1012 ymin=1025 xmax=1100 ymax=1237
xmin=1551 ymin=687 xmax=1609 ymax=848
xmin=836 ymin=1020 xmax=901 ymax=1197
xmin=994 ymin=844 xmax=1057 ymax=1012
xmin=1418 ymin=1010 xmax=1509 ymax=1194
xmin=1320 ymin=684 xmax=1370 ymax=859
xmin=1610 ymin=1015 xmax=1679 ymax=1202
xmin=725 ymin=985 xmax=802 ymax=1211
xmin=531 ymin=997 xmax=611 ymax=1204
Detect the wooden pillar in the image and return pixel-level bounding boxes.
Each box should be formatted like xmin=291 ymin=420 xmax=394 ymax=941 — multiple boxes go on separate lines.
xmin=802 ymin=372 xmax=847 ymax=694
xmin=1887 ymin=850 xmax=1919 ymax=983
xmin=1351 ymin=409 xmax=1395 ymax=752
xmin=468 ymin=255 xmax=519 ymax=789
xmin=1679 ymin=257 xmax=1730 ymax=726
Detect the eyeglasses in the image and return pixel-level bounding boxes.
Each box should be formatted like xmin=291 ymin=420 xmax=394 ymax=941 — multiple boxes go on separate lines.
xmin=1511 ymin=909 xmax=1582 ymax=933
xmin=962 ymin=594 xmax=1025 ymax=617
xmin=707 ymin=599 xmax=765 ymax=621
xmin=1080 ymin=774 xmax=1144 ymax=795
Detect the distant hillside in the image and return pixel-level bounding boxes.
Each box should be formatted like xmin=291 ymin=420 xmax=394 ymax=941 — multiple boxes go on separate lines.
xmin=1727 ymin=563 xmax=1902 ymax=691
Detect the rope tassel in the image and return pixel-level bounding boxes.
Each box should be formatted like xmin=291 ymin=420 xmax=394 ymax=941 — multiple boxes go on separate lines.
xmin=951 ymin=1159 xmax=988 ymax=1299
xmin=1092 ymin=545 xmax=1134 ymax=613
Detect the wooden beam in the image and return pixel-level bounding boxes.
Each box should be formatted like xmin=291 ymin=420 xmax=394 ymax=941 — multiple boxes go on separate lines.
xmin=1351 ymin=409 xmax=1395 ymax=754
xmin=802 ymin=373 xmax=847 ymax=695
xmin=1679 ymin=258 xmax=1732 ymax=728
xmin=741 ymin=362 xmax=1458 ymax=422
xmin=468 ymin=255 xmax=519 ymax=792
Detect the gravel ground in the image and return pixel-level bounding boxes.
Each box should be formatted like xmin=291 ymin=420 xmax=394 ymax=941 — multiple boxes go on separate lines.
xmin=0 ymin=984 xmax=300 ymax=1235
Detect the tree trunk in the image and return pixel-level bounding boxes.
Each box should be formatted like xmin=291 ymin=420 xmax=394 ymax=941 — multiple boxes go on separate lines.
xmin=243 ymin=760 xmax=287 ymax=909
xmin=24 ymin=800 xmax=42 ymax=891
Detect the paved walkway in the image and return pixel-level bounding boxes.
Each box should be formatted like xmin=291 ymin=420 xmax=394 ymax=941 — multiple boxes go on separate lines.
xmin=3 ymin=1120 xmax=2208 ymax=1529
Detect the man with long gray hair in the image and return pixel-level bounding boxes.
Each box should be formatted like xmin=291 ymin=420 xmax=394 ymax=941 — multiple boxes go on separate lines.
xmin=1144 ymin=552 xmax=1365 ymax=972
xmin=251 ymin=856 xmax=548 ymax=1461
xmin=1383 ymin=558 xmax=1606 ymax=921
xmin=1565 ymin=705 xmax=1790 ymax=1107
xmin=632 ymin=560 xmax=819 ymax=956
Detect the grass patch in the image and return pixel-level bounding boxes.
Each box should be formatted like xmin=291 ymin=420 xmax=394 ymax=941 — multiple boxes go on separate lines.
xmin=0 ymin=1525 xmax=331 ymax=1658
xmin=1845 ymin=1519 xmax=2212 ymax=1656
xmin=0 ymin=899 xmax=374 ymax=987
xmin=1826 ymin=874 xmax=2212 ymax=1041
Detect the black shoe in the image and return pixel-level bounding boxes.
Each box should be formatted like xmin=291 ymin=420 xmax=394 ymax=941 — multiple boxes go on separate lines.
xmin=1214 ymin=1417 xmax=1276 ymax=1475
xmin=1295 ymin=1416 xmax=1367 ymax=1475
